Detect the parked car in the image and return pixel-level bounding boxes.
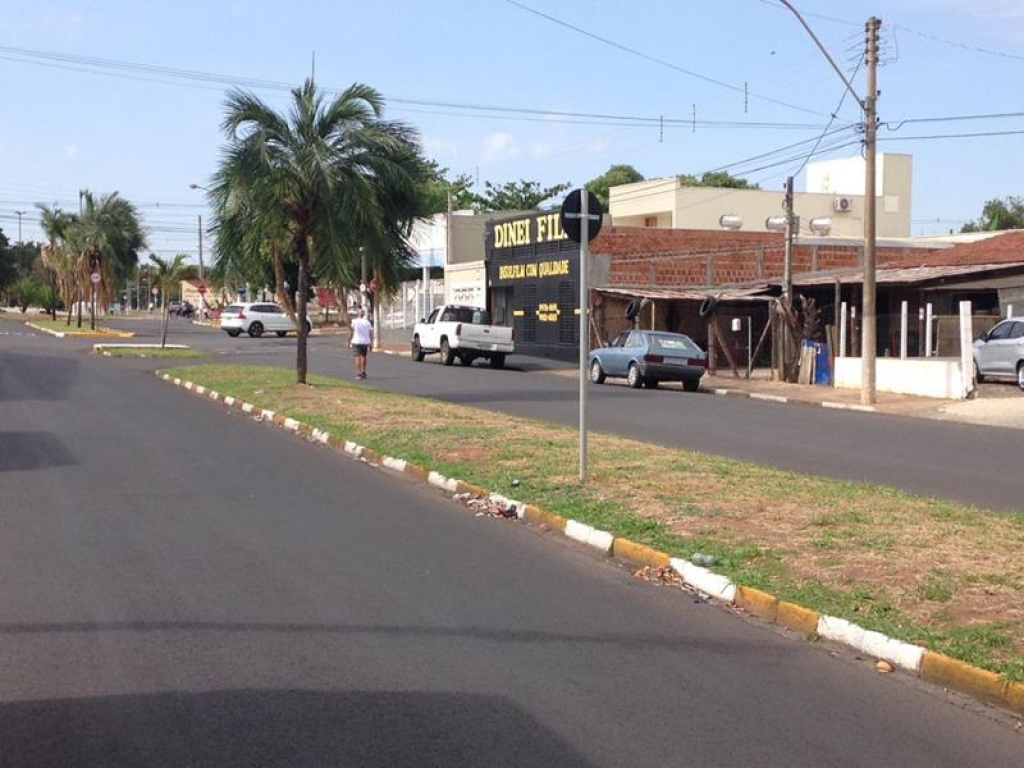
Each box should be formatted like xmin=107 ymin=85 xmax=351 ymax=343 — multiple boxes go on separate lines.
xmin=973 ymin=317 xmax=1024 ymax=390
xmin=219 ymin=302 xmax=312 ymax=338
xmin=588 ymin=330 xmax=707 ymax=391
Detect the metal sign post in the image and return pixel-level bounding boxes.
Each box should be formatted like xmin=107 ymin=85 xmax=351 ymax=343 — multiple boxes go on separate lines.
xmin=560 ymin=190 xmax=604 ymax=483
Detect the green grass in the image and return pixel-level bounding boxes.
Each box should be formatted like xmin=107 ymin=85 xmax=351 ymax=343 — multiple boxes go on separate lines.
xmin=160 ymin=363 xmax=1024 ymax=681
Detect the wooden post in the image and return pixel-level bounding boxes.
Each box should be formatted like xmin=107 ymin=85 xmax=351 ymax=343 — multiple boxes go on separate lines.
xmin=707 ymin=322 xmax=717 ymax=377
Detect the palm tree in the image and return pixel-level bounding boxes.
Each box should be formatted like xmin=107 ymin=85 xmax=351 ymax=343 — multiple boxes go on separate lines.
xmin=37 ymin=193 xmax=146 ymax=328
xmin=150 ymin=253 xmax=189 ymax=347
xmin=210 ymin=77 xmax=429 ymax=383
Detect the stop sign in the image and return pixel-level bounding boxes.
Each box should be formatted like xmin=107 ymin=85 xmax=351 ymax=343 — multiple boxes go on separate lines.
xmin=197 ymin=282 xmax=207 ymax=295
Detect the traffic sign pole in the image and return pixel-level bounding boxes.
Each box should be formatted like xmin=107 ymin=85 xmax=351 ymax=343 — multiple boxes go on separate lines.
xmin=579 ymin=192 xmax=589 ymax=483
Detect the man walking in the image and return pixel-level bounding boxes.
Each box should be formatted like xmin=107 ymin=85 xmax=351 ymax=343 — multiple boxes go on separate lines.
xmin=349 ymin=308 xmax=374 ymax=380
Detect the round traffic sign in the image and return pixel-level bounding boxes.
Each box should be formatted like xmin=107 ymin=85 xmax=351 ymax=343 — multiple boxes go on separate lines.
xmin=197 ymin=282 xmax=207 ymax=295
xmin=559 ymin=189 xmax=605 ymax=244
xmin=90 ymin=272 xmax=101 ymax=284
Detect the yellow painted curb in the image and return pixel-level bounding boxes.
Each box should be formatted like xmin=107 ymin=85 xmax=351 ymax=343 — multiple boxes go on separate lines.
xmin=612 ymin=538 xmax=670 ymax=570
xmin=735 ymin=586 xmax=779 ymax=622
xmin=456 ymin=480 xmax=488 ymax=497
xmin=921 ymin=652 xmax=1022 ymax=712
xmin=521 ymin=504 xmax=567 ymax=532
xmin=404 ymin=463 xmax=430 ymax=482
xmin=777 ymin=601 xmax=819 ymax=635
xmin=361 ymin=448 xmax=382 ymax=464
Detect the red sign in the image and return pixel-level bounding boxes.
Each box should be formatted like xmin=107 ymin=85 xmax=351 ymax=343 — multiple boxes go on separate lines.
xmin=197 ymin=282 xmax=207 ymax=295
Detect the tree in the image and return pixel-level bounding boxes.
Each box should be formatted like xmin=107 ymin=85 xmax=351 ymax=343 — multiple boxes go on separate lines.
xmin=471 ymin=179 xmax=572 ymax=212
xmin=149 ymin=253 xmax=189 ymax=347
xmin=11 ymin=277 xmax=43 ymax=313
xmin=677 ymin=171 xmax=760 ymax=189
xmin=211 ymin=77 xmax=429 ymax=384
xmin=961 ymin=196 xmax=1024 ymax=232
xmin=585 ymin=164 xmax=645 ymax=207
xmin=421 ymin=159 xmax=476 ymax=214
xmin=36 ymin=193 xmax=145 ymax=328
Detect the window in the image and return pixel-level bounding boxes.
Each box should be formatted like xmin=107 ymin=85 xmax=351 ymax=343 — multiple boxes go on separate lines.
xmin=988 ymin=321 xmax=1014 ymax=340
xmin=426 ymin=308 xmax=440 ymax=324
xmin=625 ymin=332 xmax=644 ymax=348
xmin=611 ymin=332 xmax=629 ymax=347
xmin=650 ymin=334 xmax=700 ymax=352
xmin=1009 ymin=321 xmax=1024 ymax=340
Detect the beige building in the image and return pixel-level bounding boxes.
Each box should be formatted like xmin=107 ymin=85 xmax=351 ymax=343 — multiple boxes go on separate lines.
xmin=609 ymin=153 xmax=912 ymax=240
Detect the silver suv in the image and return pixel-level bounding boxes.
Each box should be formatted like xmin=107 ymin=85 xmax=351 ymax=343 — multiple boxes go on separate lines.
xmin=973 ymin=317 xmax=1024 ymax=390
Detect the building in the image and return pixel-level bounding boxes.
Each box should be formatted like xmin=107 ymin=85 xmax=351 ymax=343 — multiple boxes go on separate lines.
xmin=608 ymin=153 xmax=912 ymax=240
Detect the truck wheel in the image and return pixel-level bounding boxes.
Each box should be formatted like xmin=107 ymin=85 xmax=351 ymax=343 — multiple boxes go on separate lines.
xmin=490 ymin=353 xmax=505 ymax=369
xmin=412 ymin=337 xmax=425 ymax=362
xmin=440 ymin=338 xmax=455 ymax=366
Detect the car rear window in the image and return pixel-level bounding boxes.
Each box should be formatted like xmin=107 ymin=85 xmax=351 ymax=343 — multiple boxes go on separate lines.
xmin=224 ymin=305 xmax=243 ymax=313
xmin=650 ymin=335 xmax=700 ymax=352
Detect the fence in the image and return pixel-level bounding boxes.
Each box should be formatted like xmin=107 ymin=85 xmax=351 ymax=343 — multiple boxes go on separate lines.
xmin=376 ymin=279 xmax=445 ymax=330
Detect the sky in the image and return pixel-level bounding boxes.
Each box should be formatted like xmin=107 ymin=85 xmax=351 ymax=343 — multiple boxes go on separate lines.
xmin=1 ymin=0 xmax=1022 ymax=263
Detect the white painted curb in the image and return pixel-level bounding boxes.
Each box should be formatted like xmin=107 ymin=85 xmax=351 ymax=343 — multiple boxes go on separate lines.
xmin=260 ymin=409 xmax=275 ymax=421
xmin=671 ymin=558 xmax=737 ymax=602
xmin=382 ymin=456 xmax=407 ymax=472
xmin=284 ymin=418 xmax=301 ymax=431
xmin=241 ymin=403 xmax=253 ymax=413
xmin=565 ymin=520 xmax=614 ymax=554
xmin=224 ymin=396 xmax=235 ymax=407
xmin=344 ymin=441 xmax=363 ymax=457
xmin=750 ymin=393 xmax=787 ymax=403
xmin=817 ymin=615 xmax=925 ymax=672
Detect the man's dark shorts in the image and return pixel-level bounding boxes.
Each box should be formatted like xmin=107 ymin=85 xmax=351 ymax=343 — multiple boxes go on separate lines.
xmin=353 ymin=344 xmax=369 ymax=357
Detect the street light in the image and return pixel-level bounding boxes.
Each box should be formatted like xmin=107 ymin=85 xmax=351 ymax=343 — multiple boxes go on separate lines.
xmin=13 ymin=210 xmax=26 ymax=243
xmin=778 ymin=1 xmax=881 ymax=405
xmin=188 ymin=184 xmax=208 ymax=321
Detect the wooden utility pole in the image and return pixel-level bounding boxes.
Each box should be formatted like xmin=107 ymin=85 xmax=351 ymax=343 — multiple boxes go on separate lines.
xmin=861 ymin=17 xmax=881 ymax=404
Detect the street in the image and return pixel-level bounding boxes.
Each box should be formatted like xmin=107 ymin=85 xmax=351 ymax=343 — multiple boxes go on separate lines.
xmin=0 ymin=326 xmax=1021 ymax=765
xmin=103 ymin=317 xmax=1024 ymax=512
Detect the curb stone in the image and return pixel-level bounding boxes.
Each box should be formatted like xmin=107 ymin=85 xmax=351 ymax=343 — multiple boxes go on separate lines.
xmin=154 ymin=368 xmax=1022 ymax=716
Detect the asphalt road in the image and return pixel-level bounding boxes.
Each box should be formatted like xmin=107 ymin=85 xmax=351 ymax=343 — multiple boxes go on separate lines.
xmin=1 ymin=322 xmax=1022 ymax=765
xmin=110 ymin=316 xmax=1024 ymax=512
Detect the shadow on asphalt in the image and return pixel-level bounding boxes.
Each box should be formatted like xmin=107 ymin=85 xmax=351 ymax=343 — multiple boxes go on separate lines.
xmin=0 ymin=689 xmax=596 ymax=767
xmin=0 ymin=353 xmax=79 ymax=402
xmin=0 ymin=432 xmax=77 ymax=472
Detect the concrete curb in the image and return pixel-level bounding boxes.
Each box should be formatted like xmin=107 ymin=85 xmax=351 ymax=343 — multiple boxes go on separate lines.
xmin=155 ymin=369 xmax=1022 ymax=716
xmin=27 ymin=321 xmax=135 ymax=340
xmin=709 ymin=385 xmax=878 ymax=413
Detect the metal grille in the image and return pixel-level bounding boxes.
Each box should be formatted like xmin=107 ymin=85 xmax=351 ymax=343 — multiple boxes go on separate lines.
xmin=558 ymin=281 xmax=576 ymax=345
xmin=521 ymin=283 xmax=538 ymax=343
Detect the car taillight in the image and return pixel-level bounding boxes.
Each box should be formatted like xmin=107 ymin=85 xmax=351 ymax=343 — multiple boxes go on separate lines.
xmin=455 ymin=323 xmax=462 ymax=337
xmin=644 ymin=354 xmax=664 ymax=364
xmin=688 ymin=357 xmax=707 ymax=367
xmin=237 ymin=310 xmax=246 ymax=319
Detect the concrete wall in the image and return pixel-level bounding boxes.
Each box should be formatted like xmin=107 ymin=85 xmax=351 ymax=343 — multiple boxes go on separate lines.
xmin=609 ymin=154 xmax=912 ymax=240
xmin=834 ymin=357 xmax=968 ymax=399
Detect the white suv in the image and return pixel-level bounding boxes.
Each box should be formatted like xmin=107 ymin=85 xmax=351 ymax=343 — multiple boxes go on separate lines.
xmin=219 ymin=302 xmax=312 ymax=338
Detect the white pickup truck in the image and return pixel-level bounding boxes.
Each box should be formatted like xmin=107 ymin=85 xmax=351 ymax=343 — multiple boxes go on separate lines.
xmin=411 ymin=305 xmax=515 ymax=369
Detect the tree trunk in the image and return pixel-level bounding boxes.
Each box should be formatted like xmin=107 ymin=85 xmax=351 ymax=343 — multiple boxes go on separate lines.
xmin=295 ymin=238 xmax=310 ymax=385
xmin=273 ymin=242 xmax=297 ymax=321
xmin=161 ymin=306 xmax=169 ymax=348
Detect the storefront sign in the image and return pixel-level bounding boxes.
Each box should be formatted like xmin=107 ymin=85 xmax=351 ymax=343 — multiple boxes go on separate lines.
xmin=492 ymin=213 xmax=570 ymax=250
xmin=497 ymin=258 xmax=571 ymax=281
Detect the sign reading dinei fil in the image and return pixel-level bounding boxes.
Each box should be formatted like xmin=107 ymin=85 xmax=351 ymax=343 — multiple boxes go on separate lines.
xmin=492 ymin=213 xmax=570 ymax=249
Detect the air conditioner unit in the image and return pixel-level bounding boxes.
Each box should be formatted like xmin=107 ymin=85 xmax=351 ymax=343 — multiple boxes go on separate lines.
xmin=833 ymin=196 xmax=853 ymax=213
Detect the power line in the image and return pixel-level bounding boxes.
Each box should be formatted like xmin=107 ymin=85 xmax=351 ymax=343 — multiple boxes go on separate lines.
xmin=505 ymin=0 xmax=827 ymax=117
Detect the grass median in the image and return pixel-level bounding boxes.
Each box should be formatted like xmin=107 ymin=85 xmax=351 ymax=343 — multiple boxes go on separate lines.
xmin=165 ymin=363 xmax=1024 ymax=681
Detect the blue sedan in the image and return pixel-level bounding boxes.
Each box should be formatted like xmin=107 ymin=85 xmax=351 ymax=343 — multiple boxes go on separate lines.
xmin=588 ymin=330 xmax=707 ymax=391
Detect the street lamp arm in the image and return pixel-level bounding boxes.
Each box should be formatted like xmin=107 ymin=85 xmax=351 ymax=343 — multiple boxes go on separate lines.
xmin=777 ymin=0 xmax=864 ymax=111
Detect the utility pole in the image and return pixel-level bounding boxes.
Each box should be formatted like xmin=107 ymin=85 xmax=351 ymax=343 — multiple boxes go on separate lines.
xmin=777 ymin=1 xmax=880 ymax=404
xmin=197 ymin=215 xmax=206 ymax=322
xmin=861 ymin=17 xmax=881 ymax=405
xmin=782 ymin=176 xmax=795 ymax=382
xmin=14 ymin=210 xmax=25 ymax=243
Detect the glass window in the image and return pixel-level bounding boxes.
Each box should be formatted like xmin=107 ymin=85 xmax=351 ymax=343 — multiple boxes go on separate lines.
xmin=426 ymin=308 xmax=440 ymax=324
xmin=611 ymin=332 xmax=629 ymax=348
xmin=1009 ymin=321 xmax=1024 ymax=339
xmin=625 ymin=332 xmax=644 ymax=348
xmin=988 ymin=321 xmax=1013 ymax=340
xmin=650 ymin=334 xmax=700 ymax=352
